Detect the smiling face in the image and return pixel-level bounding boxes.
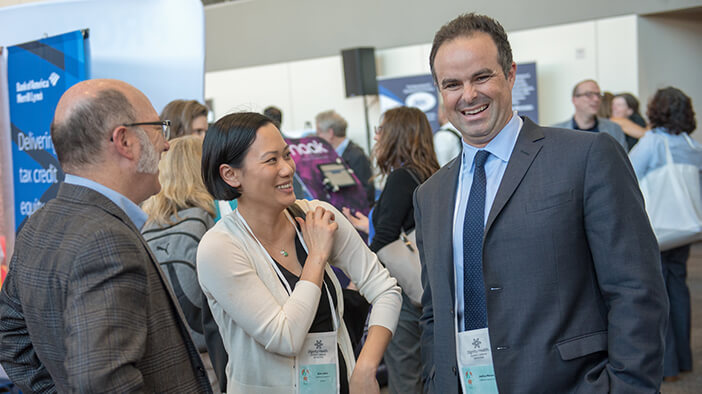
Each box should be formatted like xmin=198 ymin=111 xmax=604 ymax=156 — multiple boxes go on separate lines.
xmin=234 ymin=123 xmax=296 ymax=211
xmin=433 ymin=33 xmax=516 ymax=148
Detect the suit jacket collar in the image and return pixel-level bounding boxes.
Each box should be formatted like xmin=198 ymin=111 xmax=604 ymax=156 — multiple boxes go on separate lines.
xmin=485 ymin=117 xmax=544 ymax=234
xmin=57 ymin=182 xmax=141 ymax=234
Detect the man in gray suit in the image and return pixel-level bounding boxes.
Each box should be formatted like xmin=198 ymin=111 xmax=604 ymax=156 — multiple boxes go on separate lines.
xmin=553 ymin=79 xmax=628 ymax=150
xmin=0 ymin=79 xmax=212 ymax=393
xmin=415 ymin=13 xmax=667 ymax=393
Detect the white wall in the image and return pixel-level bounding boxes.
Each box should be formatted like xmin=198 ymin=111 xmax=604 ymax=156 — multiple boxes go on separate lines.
xmin=204 ymin=0 xmax=702 ymax=71
xmin=638 ymin=13 xmax=702 ymax=142
xmin=509 ymin=15 xmax=638 ymax=124
xmin=205 ymin=15 xmax=640 ymax=151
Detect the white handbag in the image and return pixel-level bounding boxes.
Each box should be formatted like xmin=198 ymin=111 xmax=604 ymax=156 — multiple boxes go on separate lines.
xmin=376 ymin=169 xmax=424 ymax=307
xmin=377 ymin=229 xmax=423 ymax=307
xmin=639 ymin=134 xmax=702 ymax=251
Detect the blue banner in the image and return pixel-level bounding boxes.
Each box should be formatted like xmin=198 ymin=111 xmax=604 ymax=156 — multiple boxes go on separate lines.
xmin=512 ymin=62 xmax=538 ymax=123
xmin=378 ymin=74 xmax=439 ymax=130
xmin=8 ymin=30 xmax=89 ymax=231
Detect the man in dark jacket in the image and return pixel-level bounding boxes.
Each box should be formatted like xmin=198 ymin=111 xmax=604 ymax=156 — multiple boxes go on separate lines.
xmin=315 ymin=109 xmax=375 ymax=204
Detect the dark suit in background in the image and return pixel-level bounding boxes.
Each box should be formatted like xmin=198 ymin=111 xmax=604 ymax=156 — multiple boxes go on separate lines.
xmin=341 ymin=140 xmax=375 ymax=205
xmin=0 ymin=183 xmax=212 ymax=393
xmin=415 ymin=118 xmax=667 ymax=393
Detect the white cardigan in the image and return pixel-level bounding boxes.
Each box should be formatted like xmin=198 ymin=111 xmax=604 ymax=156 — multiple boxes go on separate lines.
xmin=197 ymin=200 xmax=402 ymax=394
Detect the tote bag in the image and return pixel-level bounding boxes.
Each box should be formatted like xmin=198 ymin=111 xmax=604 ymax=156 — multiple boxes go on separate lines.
xmin=377 ymin=229 xmax=422 ymax=307
xmin=639 ymin=135 xmax=702 ymax=251
xmin=376 ymin=169 xmax=423 ymax=307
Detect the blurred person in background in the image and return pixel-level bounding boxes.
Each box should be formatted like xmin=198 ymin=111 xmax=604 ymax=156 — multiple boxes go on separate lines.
xmin=197 ymin=112 xmax=401 ymax=393
xmin=611 ymin=92 xmax=648 ymax=150
xmin=141 ymin=135 xmax=227 ymax=392
xmin=161 ymin=99 xmax=236 ymax=220
xmin=598 ymin=91 xmax=614 ymax=118
xmin=434 ymin=100 xmax=462 ymax=167
xmin=554 ymin=79 xmax=628 ymax=150
xmin=343 ymin=106 xmax=440 ymax=394
xmin=629 ymin=87 xmax=701 ymax=382
xmin=263 ymin=105 xmax=283 ymax=130
xmin=161 ymin=99 xmax=209 ymax=139
xmin=316 ymin=110 xmax=375 ymax=205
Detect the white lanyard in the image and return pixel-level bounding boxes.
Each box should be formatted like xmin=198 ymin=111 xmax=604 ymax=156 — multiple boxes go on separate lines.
xmin=235 ymin=208 xmax=338 ymax=330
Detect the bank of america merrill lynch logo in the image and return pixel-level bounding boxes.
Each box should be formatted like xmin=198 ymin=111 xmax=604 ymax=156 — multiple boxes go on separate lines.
xmin=49 ymin=72 xmax=60 ymax=86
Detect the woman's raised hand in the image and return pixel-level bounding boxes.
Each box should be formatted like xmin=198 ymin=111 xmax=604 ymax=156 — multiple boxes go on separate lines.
xmin=296 ymin=206 xmax=338 ymax=267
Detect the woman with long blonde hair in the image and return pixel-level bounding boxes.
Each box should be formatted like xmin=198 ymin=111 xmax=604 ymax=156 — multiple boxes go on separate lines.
xmin=344 ymin=106 xmax=440 ymax=394
xmin=141 ymin=135 xmax=225 ymax=392
xmin=142 ymin=135 xmax=214 ymax=224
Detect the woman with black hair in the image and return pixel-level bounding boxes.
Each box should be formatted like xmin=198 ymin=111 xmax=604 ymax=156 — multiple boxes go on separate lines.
xmin=196 ymin=112 xmax=401 ymax=394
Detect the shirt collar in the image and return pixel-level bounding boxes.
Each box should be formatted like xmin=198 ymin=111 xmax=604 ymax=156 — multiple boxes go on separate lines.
xmin=335 ymin=138 xmax=350 ymax=156
xmin=461 ymin=111 xmax=522 ymax=168
xmin=64 ymin=174 xmax=148 ymax=229
xmin=572 ymin=116 xmax=599 ymax=131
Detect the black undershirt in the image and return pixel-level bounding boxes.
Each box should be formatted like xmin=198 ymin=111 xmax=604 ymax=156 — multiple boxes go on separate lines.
xmin=272 ymin=235 xmax=349 ymax=394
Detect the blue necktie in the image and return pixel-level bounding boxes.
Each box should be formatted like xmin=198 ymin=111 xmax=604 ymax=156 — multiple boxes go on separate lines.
xmin=463 ymin=150 xmax=490 ymax=331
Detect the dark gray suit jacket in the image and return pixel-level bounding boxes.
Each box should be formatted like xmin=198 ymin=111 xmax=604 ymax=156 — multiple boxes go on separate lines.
xmin=0 ymin=183 xmax=212 ymax=393
xmin=414 ymin=118 xmax=667 ymax=393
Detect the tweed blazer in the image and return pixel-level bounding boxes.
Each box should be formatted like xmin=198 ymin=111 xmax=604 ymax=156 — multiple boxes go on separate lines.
xmin=0 ymin=183 xmax=212 ymax=393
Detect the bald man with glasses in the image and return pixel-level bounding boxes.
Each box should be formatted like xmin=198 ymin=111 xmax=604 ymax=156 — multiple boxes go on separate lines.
xmin=554 ymin=79 xmax=628 ymax=150
xmin=0 ymin=79 xmax=212 ymax=393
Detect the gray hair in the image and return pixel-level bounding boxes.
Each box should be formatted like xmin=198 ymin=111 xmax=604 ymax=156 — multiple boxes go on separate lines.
xmin=315 ymin=110 xmax=347 ymax=137
xmin=51 ymin=89 xmax=136 ymax=171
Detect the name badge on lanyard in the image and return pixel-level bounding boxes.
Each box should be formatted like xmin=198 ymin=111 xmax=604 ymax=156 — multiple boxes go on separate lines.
xmin=456 ymin=328 xmax=498 ymax=393
xmin=299 ymin=330 xmax=339 ymax=394
xmin=236 ymin=208 xmax=341 ymax=394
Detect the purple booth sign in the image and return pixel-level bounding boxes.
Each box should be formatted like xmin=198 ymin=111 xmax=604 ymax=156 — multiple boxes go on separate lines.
xmin=286 ymin=136 xmax=371 ymax=217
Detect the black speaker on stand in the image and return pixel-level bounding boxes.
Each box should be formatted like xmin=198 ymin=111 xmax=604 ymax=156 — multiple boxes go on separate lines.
xmin=341 ymin=47 xmax=377 ymax=153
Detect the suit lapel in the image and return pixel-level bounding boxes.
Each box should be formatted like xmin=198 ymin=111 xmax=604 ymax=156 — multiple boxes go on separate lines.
xmin=434 ymin=156 xmax=461 ymax=297
xmin=485 ymin=118 xmax=544 ymax=235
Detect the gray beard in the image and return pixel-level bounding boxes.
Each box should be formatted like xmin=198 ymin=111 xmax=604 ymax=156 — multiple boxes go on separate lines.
xmin=135 ymin=128 xmax=160 ymax=175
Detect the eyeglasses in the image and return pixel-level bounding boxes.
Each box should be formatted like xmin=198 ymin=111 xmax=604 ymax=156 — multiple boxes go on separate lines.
xmin=123 ymin=120 xmax=171 ymax=140
xmin=374 ymin=125 xmax=383 ymax=134
xmin=574 ymin=91 xmax=602 ymax=99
